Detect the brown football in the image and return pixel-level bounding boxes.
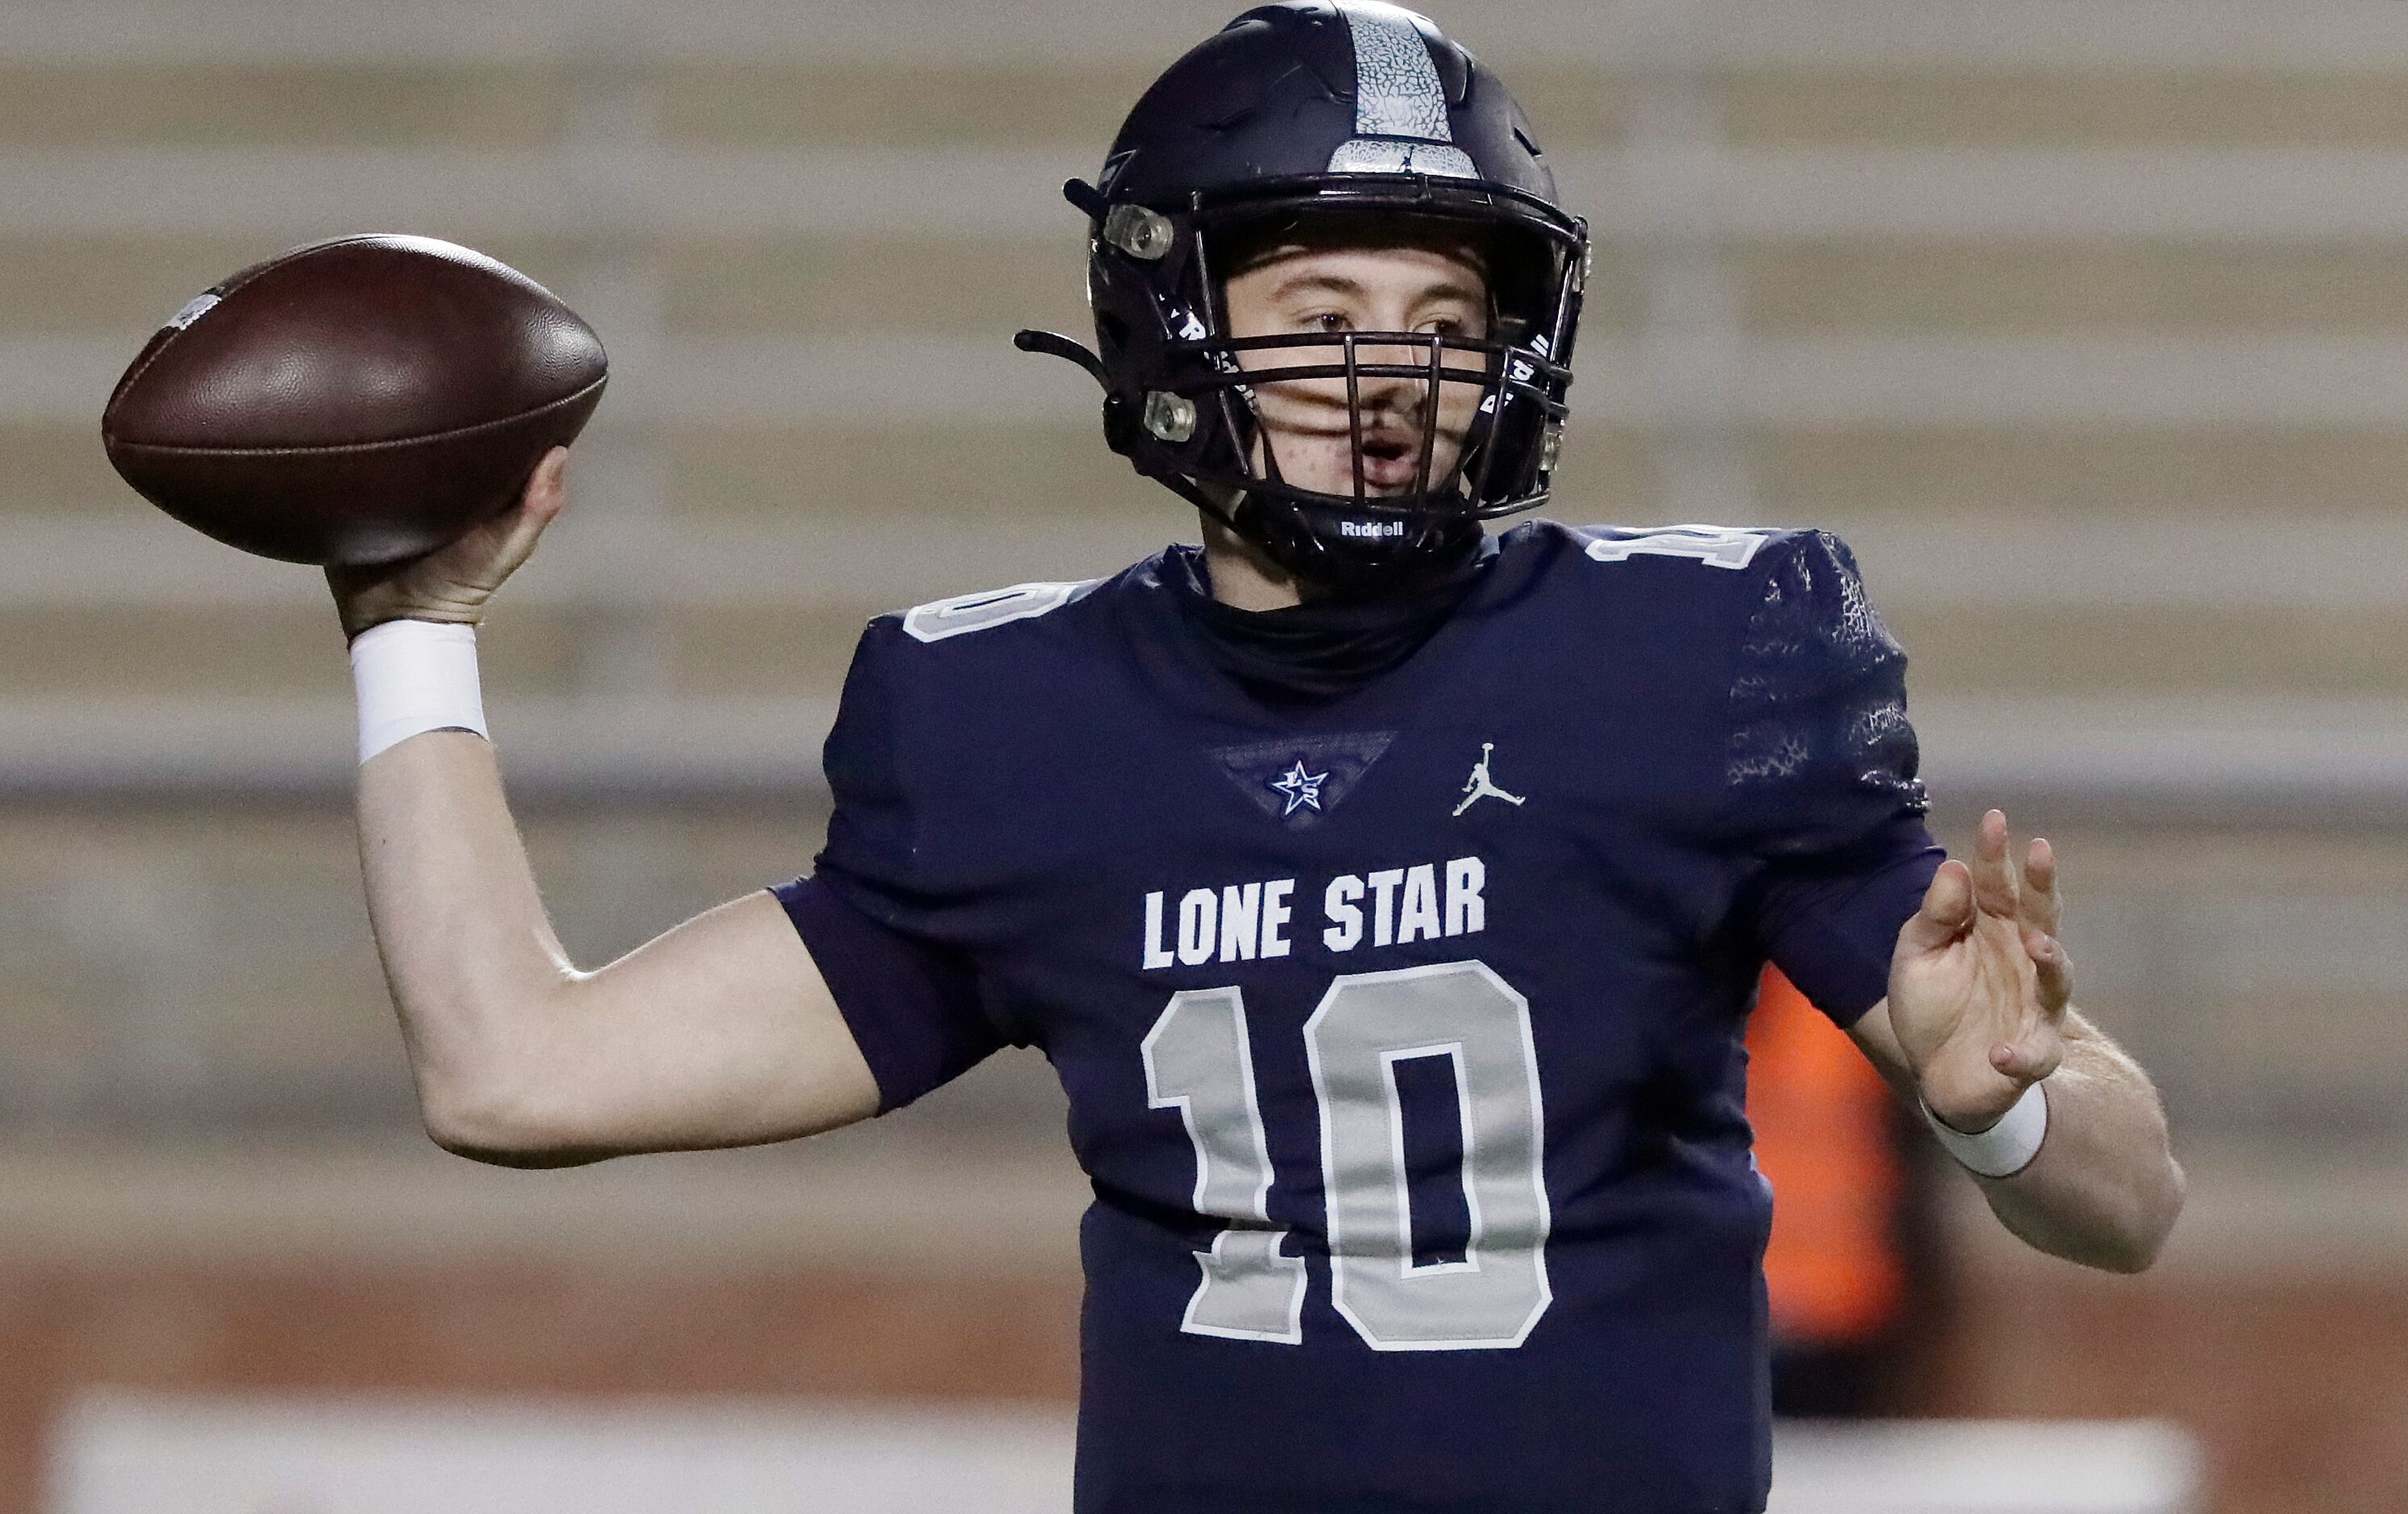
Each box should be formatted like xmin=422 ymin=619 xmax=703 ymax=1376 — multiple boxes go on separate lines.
xmin=102 ymin=234 xmax=607 ymax=567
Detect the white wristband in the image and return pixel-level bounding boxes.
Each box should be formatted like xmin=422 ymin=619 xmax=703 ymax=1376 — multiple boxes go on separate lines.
xmin=1922 ymin=1080 xmax=2049 ymax=1179
xmin=351 ymin=618 xmax=489 ymax=763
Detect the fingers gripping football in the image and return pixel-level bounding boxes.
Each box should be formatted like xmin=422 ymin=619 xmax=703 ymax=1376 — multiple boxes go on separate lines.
xmin=1889 ymin=810 xmax=2073 ymax=1130
xmin=327 ymin=447 xmax=569 ymax=639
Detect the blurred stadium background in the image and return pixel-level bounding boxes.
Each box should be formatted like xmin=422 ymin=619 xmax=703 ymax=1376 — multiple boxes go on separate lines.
xmin=6 ymin=0 xmax=2408 ymax=1508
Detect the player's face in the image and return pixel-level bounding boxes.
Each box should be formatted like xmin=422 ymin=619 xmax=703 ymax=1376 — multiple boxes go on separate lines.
xmin=1222 ymin=243 xmax=1491 ymax=499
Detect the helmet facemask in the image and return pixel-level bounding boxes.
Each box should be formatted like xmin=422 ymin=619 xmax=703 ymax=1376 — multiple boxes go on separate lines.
xmin=1057 ymin=180 xmax=1582 ymax=593
xmin=1190 ymin=197 xmax=1579 ymax=589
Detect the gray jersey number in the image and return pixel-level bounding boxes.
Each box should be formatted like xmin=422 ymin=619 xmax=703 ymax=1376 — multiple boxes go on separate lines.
xmin=1144 ymin=961 xmax=1552 ymax=1353
xmin=1582 ymin=524 xmax=1773 ymax=571
xmin=901 ymin=580 xmax=1091 ymax=643
xmin=1142 ymin=987 xmax=1309 ymax=1343
xmin=1306 ymin=962 xmax=1552 ymax=1350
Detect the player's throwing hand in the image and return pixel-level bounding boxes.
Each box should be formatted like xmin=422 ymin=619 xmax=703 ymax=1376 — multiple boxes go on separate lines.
xmin=1885 ymin=809 xmax=2073 ymax=1133
xmin=326 ymin=446 xmax=569 ymax=639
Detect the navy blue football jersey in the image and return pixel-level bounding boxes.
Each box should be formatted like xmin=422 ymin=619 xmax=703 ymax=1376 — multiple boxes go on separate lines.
xmin=777 ymin=521 xmax=1940 ymax=1514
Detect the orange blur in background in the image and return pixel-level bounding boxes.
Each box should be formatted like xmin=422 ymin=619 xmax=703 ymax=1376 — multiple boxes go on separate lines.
xmin=1750 ymin=966 xmax=1909 ymax=1356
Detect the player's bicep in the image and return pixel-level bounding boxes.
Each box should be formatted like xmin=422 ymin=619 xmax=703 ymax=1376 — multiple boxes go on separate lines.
xmin=494 ymin=891 xmax=881 ymax=1163
xmin=1748 ymin=816 xmax=1943 ymax=1030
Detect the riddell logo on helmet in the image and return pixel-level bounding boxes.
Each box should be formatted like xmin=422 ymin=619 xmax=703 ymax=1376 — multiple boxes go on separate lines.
xmin=1339 ymin=520 xmax=1408 ymax=539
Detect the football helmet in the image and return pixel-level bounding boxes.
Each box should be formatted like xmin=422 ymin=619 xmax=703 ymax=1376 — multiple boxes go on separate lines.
xmin=1017 ymin=1 xmax=1589 ymax=592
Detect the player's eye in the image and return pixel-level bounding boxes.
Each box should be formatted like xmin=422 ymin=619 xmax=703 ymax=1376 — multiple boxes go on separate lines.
xmin=1299 ymin=310 xmax=1353 ymax=335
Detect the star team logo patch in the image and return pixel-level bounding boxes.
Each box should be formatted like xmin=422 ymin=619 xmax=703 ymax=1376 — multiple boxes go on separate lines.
xmin=1210 ymin=733 xmax=1394 ymax=827
xmin=1268 ymin=762 xmax=1327 ymax=816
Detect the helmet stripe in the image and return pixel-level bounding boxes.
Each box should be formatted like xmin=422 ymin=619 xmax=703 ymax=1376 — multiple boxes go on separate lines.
xmin=1339 ymin=2 xmax=1452 ymax=142
xmin=1329 ymin=2 xmax=1478 ymax=177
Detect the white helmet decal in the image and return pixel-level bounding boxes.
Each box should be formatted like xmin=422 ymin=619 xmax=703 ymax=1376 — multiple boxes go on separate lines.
xmin=1327 ymin=2 xmax=1477 ymax=177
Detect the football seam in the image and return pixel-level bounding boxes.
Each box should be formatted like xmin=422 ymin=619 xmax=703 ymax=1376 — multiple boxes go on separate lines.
xmin=102 ymin=241 xmax=371 ymax=418
xmin=102 ymin=372 xmax=607 ymax=457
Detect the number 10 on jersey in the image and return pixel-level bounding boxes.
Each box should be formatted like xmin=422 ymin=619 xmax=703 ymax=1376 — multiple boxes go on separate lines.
xmin=1141 ymin=960 xmax=1553 ymax=1352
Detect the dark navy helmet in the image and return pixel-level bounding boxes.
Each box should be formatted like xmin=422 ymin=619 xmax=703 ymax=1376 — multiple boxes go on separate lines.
xmin=1016 ymin=2 xmax=1589 ymax=592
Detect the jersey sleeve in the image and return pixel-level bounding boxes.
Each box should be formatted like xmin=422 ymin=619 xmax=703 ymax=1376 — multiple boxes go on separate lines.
xmin=772 ymin=622 xmax=1012 ymax=1112
xmin=1724 ymin=530 xmax=1943 ymax=1025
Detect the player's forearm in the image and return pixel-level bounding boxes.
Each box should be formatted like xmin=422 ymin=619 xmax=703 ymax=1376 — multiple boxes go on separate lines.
xmin=1972 ymin=1017 xmax=2185 ymax=1273
xmin=355 ymin=730 xmax=885 ymax=1165
xmin=355 ymin=728 xmax=586 ymax=1155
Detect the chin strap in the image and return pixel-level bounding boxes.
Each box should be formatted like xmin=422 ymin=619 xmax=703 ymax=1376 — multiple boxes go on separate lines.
xmin=1013 ymin=328 xmax=1109 ymax=388
xmin=1015 ymin=180 xmax=1114 ymax=384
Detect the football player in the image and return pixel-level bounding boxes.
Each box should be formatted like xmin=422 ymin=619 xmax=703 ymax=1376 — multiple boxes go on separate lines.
xmin=330 ymin=5 xmax=2184 ymax=1510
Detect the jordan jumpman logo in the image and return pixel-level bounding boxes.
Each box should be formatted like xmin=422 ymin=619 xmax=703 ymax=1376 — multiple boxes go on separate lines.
xmin=1453 ymin=742 xmax=1526 ymax=817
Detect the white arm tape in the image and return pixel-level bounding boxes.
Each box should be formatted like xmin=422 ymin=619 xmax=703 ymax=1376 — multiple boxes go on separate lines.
xmin=351 ymin=618 xmax=489 ymax=763
xmin=1922 ymin=1079 xmax=2049 ymax=1179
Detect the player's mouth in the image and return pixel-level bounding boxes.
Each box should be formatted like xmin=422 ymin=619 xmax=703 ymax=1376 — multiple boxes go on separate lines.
xmin=1355 ymin=431 xmax=1420 ymax=489
xmin=1260 ymin=414 xmax=1462 ymax=495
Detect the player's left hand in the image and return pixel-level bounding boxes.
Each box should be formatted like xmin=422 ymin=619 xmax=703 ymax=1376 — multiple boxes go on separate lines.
xmin=1885 ymin=809 xmax=2073 ymax=1133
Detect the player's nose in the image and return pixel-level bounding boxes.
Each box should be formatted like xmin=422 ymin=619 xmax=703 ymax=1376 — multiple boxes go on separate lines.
xmin=1351 ymin=356 xmax=1433 ymax=416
